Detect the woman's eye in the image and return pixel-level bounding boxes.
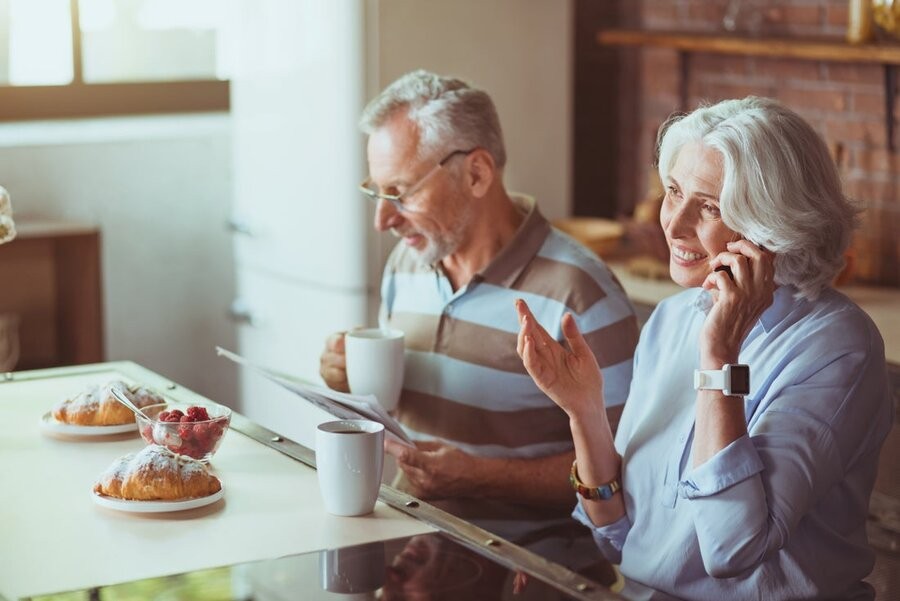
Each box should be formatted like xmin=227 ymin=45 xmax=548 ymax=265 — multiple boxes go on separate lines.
xmin=701 ymin=203 xmax=721 ymax=217
xmin=666 ymin=185 xmax=681 ymax=199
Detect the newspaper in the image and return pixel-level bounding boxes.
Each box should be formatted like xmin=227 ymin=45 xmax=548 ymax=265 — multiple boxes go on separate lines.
xmin=215 ymin=347 xmax=413 ymax=447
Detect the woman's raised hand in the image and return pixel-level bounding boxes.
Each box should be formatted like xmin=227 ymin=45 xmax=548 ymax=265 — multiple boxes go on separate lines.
xmin=515 ymin=299 xmax=605 ymax=418
xmin=701 ymin=239 xmax=776 ymax=366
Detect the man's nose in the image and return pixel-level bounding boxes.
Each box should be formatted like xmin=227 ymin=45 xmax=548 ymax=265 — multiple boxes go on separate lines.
xmin=374 ymin=198 xmax=403 ymax=232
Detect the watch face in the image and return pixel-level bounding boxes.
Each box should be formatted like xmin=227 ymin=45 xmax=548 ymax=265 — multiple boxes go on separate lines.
xmin=729 ymin=365 xmax=750 ymax=395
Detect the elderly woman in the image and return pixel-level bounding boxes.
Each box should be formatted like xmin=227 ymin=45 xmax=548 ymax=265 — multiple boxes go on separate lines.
xmin=516 ymin=97 xmax=892 ymax=600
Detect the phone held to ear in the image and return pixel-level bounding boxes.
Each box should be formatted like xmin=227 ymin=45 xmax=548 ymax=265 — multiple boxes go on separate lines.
xmin=715 ymin=265 xmax=734 ymax=280
xmin=694 ymin=265 xmax=734 ymax=314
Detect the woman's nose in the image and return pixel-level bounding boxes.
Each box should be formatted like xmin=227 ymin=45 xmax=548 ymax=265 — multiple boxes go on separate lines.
xmin=665 ymin=201 xmax=695 ymax=240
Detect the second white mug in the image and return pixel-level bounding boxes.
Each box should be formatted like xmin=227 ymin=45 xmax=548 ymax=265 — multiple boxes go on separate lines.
xmin=344 ymin=328 xmax=405 ymax=412
xmin=315 ymin=419 xmax=385 ymax=517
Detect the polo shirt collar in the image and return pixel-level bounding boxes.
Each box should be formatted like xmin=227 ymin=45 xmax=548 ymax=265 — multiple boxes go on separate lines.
xmin=477 ymin=194 xmax=551 ymax=289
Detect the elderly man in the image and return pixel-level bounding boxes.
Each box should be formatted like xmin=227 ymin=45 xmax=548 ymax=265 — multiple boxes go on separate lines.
xmin=320 ymin=70 xmax=638 ymax=552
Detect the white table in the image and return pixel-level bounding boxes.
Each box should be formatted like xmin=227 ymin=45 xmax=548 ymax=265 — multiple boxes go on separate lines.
xmin=0 ymin=362 xmax=434 ymax=600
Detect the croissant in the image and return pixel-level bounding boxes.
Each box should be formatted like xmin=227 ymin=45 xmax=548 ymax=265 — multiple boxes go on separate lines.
xmin=52 ymin=381 xmax=163 ymax=426
xmin=94 ymin=445 xmax=221 ymax=501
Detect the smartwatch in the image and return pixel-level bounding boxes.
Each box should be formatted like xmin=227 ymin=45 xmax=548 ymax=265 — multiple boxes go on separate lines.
xmin=694 ymin=363 xmax=750 ymax=397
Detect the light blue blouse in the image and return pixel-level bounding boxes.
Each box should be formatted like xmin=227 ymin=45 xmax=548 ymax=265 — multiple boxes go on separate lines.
xmin=574 ymin=285 xmax=893 ymax=600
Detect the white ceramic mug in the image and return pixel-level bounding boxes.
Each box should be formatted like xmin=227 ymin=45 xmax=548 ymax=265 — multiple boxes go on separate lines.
xmin=344 ymin=328 xmax=405 ymax=412
xmin=315 ymin=419 xmax=385 ymax=516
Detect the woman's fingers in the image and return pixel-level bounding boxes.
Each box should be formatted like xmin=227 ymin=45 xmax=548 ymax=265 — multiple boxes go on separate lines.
xmin=726 ymin=238 xmax=765 ymax=261
xmin=516 ymin=299 xmax=555 ymax=349
xmin=726 ymin=240 xmax=775 ymax=288
xmin=561 ymin=313 xmax=590 ymax=358
xmin=516 ymin=299 xmax=535 ymax=357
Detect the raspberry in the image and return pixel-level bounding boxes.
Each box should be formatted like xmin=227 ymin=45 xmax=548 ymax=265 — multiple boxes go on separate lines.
xmin=169 ymin=409 xmax=184 ymax=419
xmin=180 ymin=415 xmax=193 ymax=423
xmin=158 ymin=411 xmax=170 ymax=422
xmin=187 ymin=406 xmax=209 ymax=421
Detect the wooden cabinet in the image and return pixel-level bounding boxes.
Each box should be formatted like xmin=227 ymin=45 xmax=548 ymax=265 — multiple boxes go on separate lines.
xmin=0 ymin=219 xmax=103 ymax=370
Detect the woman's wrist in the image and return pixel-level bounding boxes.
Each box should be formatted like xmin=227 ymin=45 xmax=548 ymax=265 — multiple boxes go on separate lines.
xmin=565 ymin=401 xmax=607 ymax=426
xmin=699 ymin=342 xmax=739 ymax=369
xmin=568 ymin=407 xmax=614 ymax=451
xmin=699 ymin=355 xmax=739 ymax=370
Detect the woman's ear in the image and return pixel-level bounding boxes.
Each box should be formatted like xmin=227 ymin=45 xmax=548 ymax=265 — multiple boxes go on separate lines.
xmin=465 ymin=149 xmax=495 ymax=198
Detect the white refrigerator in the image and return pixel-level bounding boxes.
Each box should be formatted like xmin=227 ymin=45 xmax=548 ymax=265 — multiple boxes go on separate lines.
xmin=228 ymin=1 xmax=377 ymax=448
xmin=228 ymin=0 xmax=573 ymax=448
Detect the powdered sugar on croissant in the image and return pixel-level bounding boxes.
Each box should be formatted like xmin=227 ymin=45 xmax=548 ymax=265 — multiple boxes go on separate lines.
xmin=94 ymin=444 xmax=221 ymax=501
xmin=52 ymin=381 xmax=163 ymax=426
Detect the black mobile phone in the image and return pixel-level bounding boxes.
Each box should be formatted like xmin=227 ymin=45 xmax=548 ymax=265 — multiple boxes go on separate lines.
xmin=715 ymin=265 xmax=734 ymax=280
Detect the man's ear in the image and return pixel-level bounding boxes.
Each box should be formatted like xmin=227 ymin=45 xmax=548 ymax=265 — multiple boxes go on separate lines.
xmin=465 ymin=149 xmax=495 ymax=198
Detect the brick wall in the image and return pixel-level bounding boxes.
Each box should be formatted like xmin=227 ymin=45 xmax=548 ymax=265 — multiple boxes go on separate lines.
xmin=620 ymin=0 xmax=899 ymax=285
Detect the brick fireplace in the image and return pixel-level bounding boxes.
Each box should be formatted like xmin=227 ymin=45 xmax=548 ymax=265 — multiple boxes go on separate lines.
xmin=575 ymin=0 xmax=900 ymax=286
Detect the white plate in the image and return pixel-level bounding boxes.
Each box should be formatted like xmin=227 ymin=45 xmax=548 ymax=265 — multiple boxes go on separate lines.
xmin=91 ymin=486 xmax=225 ymax=513
xmin=39 ymin=412 xmax=137 ymax=436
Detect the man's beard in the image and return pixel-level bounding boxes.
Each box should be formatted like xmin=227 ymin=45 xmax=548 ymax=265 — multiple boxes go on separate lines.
xmin=393 ymin=204 xmax=473 ymax=267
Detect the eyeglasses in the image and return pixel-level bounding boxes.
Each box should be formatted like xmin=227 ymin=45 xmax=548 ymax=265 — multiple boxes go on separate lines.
xmin=359 ymin=148 xmax=476 ymax=213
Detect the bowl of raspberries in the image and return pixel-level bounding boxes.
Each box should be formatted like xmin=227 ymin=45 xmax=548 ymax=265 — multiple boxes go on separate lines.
xmin=137 ymin=400 xmax=231 ymax=463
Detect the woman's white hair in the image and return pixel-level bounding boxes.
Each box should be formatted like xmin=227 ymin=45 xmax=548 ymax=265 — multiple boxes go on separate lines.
xmin=656 ymin=96 xmax=857 ymax=300
xmin=359 ymin=69 xmax=506 ymax=168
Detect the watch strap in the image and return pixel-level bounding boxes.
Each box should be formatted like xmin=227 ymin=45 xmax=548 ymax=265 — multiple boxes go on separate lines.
xmin=569 ymin=460 xmax=621 ymax=501
xmin=694 ymin=363 xmax=750 ymax=396
xmin=694 ymin=368 xmax=727 ymax=390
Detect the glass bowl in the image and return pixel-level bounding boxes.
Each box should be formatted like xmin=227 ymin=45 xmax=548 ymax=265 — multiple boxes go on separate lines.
xmin=136 ymin=400 xmax=231 ymax=463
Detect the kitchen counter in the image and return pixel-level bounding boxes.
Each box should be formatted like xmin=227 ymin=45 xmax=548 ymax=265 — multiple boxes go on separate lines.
xmin=0 ymin=362 xmax=614 ymax=601
xmin=609 ymin=263 xmax=900 ymax=365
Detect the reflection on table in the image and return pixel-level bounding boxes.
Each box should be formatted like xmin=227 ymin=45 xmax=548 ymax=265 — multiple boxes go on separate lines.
xmin=31 ymin=533 xmax=606 ymax=601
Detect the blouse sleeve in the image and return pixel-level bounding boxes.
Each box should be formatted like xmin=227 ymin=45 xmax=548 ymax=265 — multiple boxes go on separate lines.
xmin=676 ymin=339 xmax=891 ymax=578
xmin=571 ymin=499 xmax=633 ymax=565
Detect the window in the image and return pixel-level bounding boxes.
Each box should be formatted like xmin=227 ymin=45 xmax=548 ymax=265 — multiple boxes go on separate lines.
xmin=0 ymin=0 xmax=230 ymax=120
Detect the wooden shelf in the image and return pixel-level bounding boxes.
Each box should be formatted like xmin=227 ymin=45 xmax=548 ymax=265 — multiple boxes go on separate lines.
xmin=0 ymin=218 xmax=104 ymax=370
xmin=596 ymin=29 xmax=900 ymax=65
xmin=596 ymin=28 xmax=900 ymax=152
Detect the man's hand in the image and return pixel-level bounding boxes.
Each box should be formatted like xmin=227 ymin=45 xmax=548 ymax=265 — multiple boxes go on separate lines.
xmin=319 ymin=331 xmax=349 ymax=392
xmin=385 ymin=439 xmax=478 ymax=500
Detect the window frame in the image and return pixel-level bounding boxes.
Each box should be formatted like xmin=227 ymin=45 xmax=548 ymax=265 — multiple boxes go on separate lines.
xmin=0 ymin=0 xmax=229 ymax=121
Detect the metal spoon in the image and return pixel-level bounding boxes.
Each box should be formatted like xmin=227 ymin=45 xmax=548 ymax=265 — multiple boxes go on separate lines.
xmin=110 ymin=387 xmax=181 ymax=446
xmin=110 ymin=386 xmax=151 ymax=420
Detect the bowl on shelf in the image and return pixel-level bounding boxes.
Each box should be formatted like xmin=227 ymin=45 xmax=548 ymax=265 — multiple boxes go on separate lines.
xmin=552 ymin=217 xmax=625 ymax=258
xmin=873 ymin=0 xmax=900 ymax=39
xmin=137 ymin=400 xmax=231 ymax=463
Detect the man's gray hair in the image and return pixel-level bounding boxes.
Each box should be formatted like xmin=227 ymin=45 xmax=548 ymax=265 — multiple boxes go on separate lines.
xmin=656 ymin=96 xmax=857 ymax=300
xmin=359 ymin=70 xmax=507 ymax=168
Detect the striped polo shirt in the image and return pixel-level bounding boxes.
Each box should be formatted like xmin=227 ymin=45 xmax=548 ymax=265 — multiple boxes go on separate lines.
xmin=380 ymin=195 xmax=638 ymax=460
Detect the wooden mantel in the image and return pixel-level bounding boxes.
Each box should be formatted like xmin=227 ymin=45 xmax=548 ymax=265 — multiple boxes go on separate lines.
xmin=596 ymin=28 xmax=900 ymax=151
xmin=596 ymin=29 xmax=900 ymax=65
